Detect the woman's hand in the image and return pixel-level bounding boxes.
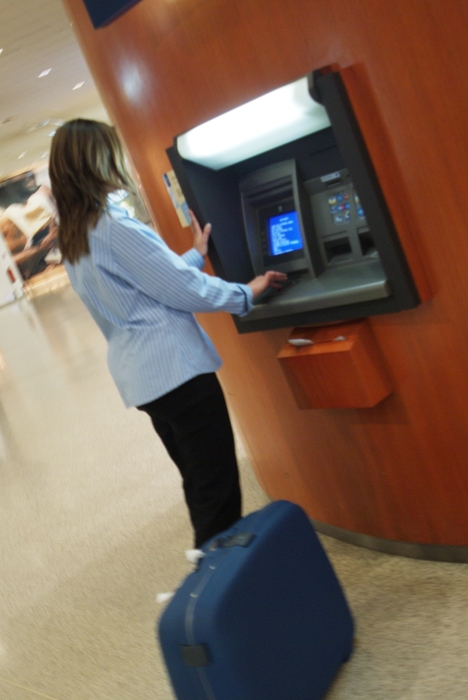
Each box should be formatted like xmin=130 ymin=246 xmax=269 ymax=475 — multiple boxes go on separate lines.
xmin=189 ymin=209 xmax=211 ymax=258
xmin=247 ymin=271 xmax=288 ymax=298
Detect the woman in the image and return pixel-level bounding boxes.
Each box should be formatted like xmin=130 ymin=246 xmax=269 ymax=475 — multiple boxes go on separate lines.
xmin=49 ymin=118 xmax=286 ymax=548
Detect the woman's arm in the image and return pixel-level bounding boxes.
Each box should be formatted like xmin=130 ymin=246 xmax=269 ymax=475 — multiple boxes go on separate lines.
xmin=110 ymin=216 xmax=253 ymax=315
xmin=180 ymin=211 xmax=287 ymax=297
xmin=109 ymin=215 xmax=285 ymax=316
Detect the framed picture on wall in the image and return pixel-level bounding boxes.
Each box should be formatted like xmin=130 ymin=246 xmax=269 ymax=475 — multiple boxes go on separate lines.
xmin=0 ymin=168 xmax=61 ymax=282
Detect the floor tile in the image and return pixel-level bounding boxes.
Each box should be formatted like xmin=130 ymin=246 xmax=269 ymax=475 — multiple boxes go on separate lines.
xmin=0 ymin=677 xmax=60 ymax=700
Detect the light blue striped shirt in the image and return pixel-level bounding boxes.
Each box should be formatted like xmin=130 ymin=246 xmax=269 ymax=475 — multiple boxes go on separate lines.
xmin=65 ymin=203 xmax=253 ymax=407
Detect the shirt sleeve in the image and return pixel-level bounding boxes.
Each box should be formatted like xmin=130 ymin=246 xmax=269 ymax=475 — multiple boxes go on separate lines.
xmin=181 ymin=248 xmax=205 ymax=270
xmin=108 ymin=216 xmax=254 ymax=316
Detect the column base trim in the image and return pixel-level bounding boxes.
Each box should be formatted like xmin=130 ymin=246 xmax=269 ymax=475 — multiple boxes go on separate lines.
xmin=312 ymin=519 xmax=468 ymax=563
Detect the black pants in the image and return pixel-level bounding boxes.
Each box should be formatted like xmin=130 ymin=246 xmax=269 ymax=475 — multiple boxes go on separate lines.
xmin=137 ymin=373 xmax=242 ymax=548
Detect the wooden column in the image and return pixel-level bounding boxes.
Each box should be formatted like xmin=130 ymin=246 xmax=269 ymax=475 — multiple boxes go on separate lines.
xmin=62 ymin=0 xmax=468 ymax=546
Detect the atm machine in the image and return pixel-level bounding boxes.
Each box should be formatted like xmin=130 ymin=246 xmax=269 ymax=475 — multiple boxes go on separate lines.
xmin=166 ymin=67 xmax=421 ymax=333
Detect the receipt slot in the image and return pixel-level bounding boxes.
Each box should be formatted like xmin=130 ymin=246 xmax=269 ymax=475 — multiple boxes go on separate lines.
xmin=166 ymin=67 xmax=421 ymax=333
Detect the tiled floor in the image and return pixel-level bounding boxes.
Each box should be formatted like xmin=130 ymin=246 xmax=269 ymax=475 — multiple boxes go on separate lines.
xmin=1 ymin=285 xmax=468 ymax=699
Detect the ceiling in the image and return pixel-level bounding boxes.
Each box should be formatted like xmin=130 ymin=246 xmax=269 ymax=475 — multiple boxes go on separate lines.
xmin=0 ymin=0 xmax=109 ymax=181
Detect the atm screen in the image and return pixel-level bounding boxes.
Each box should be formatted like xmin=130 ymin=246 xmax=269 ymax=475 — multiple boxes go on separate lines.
xmin=267 ymin=211 xmax=304 ymax=257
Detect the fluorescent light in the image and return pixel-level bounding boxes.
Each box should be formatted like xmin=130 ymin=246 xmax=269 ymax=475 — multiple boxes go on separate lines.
xmin=0 ymin=49 xmax=3 ymax=55
xmin=73 ymin=81 xmax=84 ymax=90
xmin=38 ymin=69 xmax=51 ymax=78
xmin=176 ymin=77 xmax=331 ymax=170
xmin=18 ymin=152 xmax=26 ymax=159
xmin=41 ymin=152 xmax=49 ymax=158
xmin=49 ymin=130 xmax=56 ymax=136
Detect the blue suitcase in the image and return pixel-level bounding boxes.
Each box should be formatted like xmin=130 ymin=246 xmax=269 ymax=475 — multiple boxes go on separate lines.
xmin=158 ymin=500 xmax=354 ymax=700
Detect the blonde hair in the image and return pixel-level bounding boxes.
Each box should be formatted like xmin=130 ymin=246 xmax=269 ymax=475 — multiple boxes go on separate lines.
xmin=49 ymin=119 xmax=135 ymax=263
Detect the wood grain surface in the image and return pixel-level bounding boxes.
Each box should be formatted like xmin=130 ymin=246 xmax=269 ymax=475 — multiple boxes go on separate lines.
xmin=277 ymin=321 xmax=393 ymax=409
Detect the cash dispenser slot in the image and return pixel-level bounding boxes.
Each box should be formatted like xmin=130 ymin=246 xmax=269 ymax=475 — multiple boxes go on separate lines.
xmin=358 ymin=228 xmax=377 ymax=257
xmin=323 ymin=236 xmax=352 ymax=263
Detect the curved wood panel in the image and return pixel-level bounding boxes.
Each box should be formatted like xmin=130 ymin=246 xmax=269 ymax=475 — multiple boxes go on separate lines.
xmin=62 ymin=0 xmax=468 ymax=545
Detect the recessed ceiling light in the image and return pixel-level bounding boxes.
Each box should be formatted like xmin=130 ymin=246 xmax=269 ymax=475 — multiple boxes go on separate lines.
xmin=25 ymin=118 xmax=64 ymax=134
xmin=18 ymin=152 xmax=26 ymax=159
xmin=38 ymin=69 xmax=52 ymax=78
xmin=73 ymin=81 xmax=85 ymax=90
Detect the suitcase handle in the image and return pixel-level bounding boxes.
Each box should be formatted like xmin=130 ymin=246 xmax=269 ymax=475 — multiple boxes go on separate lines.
xmin=208 ymin=531 xmax=256 ymax=550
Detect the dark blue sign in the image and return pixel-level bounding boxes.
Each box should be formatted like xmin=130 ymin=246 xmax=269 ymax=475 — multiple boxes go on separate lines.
xmin=83 ymin=0 xmax=143 ymax=28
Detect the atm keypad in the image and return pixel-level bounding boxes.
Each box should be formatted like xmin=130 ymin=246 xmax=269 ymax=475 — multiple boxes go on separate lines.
xmin=328 ymin=190 xmax=353 ymax=224
xmin=326 ymin=188 xmax=367 ymax=227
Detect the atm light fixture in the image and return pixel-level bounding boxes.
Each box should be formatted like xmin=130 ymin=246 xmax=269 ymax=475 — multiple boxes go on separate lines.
xmin=176 ymin=77 xmax=331 ymax=170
